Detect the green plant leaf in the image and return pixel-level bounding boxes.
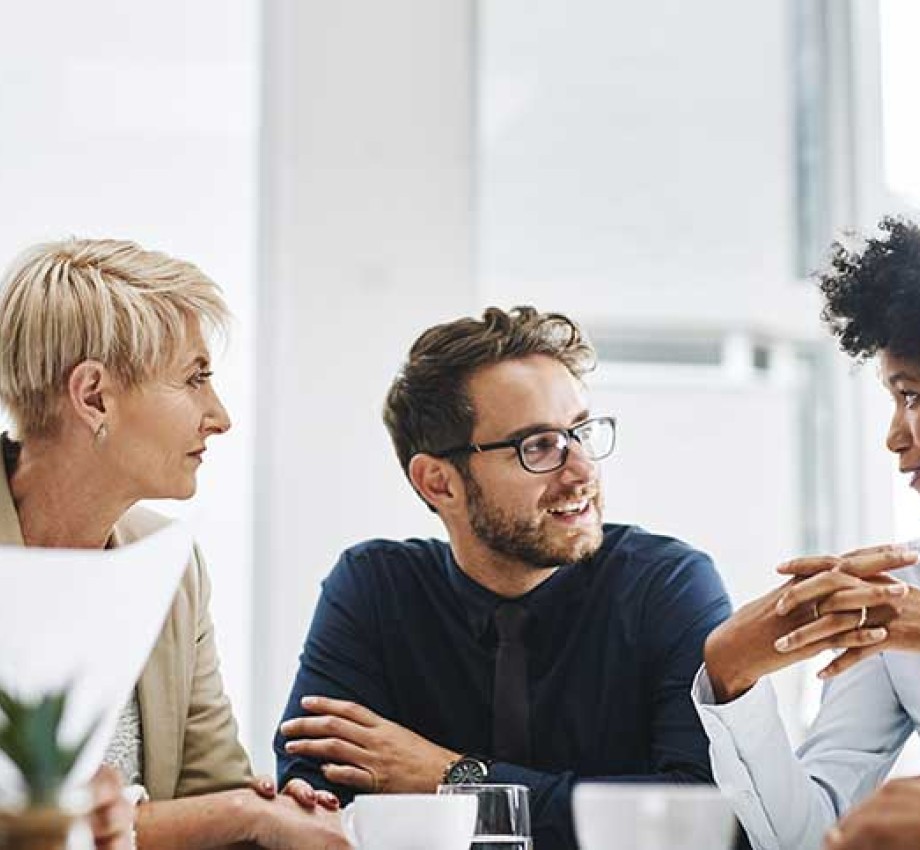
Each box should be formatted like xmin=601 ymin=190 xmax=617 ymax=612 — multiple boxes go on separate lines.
xmin=0 ymin=681 xmax=103 ymax=805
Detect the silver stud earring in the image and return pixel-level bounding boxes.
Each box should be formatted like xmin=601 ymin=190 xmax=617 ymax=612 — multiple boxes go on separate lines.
xmin=94 ymin=422 xmax=108 ymax=444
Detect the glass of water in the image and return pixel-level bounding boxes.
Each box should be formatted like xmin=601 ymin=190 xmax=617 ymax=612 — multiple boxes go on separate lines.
xmin=436 ymin=784 xmax=532 ymax=850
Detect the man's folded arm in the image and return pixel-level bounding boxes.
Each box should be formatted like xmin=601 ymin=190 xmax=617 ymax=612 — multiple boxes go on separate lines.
xmin=274 ymin=554 xmax=394 ymax=800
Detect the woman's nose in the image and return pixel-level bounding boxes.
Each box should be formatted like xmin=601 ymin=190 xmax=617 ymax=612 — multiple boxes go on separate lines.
xmin=887 ymin=408 xmax=911 ymax=455
xmin=204 ymin=388 xmax=232 ymax=435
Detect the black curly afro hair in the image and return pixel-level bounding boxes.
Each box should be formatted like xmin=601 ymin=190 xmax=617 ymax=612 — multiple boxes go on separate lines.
xmin=818 ymin=216 xmax=920 ymax=363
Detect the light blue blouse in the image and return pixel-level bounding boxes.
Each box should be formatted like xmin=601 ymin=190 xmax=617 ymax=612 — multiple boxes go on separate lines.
xmin=692 ymin=564 xmax=920 ymax=850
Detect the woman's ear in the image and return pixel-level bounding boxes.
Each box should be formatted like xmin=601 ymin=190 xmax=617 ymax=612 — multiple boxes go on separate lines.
xmin=408 ymin=453 xmax=463 ymax=514
xmin=67 ymin=360 xmax=110 ymax=433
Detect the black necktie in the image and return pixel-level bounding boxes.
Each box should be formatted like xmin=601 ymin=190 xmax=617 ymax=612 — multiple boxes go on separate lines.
xmin=492 ymin=601 xmax=531 ymax=763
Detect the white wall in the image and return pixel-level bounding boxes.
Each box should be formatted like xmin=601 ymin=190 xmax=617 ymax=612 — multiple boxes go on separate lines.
xmin=477 ymin=0 xmax=820 ymax=336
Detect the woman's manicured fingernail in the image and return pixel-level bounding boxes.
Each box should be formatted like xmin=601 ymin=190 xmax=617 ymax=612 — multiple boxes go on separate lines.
xmin=774 ymin=636 xmax=791 ymax=652
xmin=301 ymin=695 xmax=319 ymax=707
xmin=887 ymin=584 xmax=908 ymax=596
xmin=868 ymin=628 xmax=887 ymax=640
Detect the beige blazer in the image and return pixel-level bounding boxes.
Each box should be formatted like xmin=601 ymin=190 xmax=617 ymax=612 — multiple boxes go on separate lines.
xmin=0 ymin=464 xmax=252 ymax=800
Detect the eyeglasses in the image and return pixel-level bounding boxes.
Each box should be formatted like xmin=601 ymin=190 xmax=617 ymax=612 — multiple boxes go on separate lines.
xmin=432 ymin=415 xmax=617 ymax=474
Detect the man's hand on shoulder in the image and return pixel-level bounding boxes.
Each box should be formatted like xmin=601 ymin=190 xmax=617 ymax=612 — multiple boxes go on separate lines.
xmin=279 ymin=696 xmax=460 ymax=793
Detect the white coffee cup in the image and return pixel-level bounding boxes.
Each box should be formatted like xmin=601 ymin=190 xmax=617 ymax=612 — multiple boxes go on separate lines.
xmin=341 ymin=793 xmax=478 ymax=850
xmin=572 ymin=783 xmax=737 ymax=850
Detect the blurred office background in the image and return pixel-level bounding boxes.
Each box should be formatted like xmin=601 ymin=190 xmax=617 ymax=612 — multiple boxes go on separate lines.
xmin=1 ymin=0 xmax=919 ymax=773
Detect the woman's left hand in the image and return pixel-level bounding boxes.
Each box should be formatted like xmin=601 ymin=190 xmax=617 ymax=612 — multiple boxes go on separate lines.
xmin=776 ymin=544 xmax=920 ymax=678
xmin=815 ymin=581 xmax=920 ymax=678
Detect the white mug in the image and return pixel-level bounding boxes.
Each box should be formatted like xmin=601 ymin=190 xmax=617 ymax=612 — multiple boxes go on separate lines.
xmin=572 ymin=783 xmax=737 ymax=850
xmin=342 ymin=793 xmax=478 ymax=850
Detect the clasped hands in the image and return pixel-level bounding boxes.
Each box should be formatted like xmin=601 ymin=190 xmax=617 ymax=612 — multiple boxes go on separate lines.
xmin=280 ymin=696 xmax=460 ymax=794
xmin=705 ymin=544 xmax=920 ymax=703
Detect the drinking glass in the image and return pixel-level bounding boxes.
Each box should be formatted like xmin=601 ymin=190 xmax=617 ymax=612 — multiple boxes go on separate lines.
xmin=437 ymin=784 xmax=532 ymax=850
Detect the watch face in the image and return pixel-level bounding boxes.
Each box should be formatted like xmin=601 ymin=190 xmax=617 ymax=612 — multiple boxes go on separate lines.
xmin=447 ymin=757 xmax=488 ymax=784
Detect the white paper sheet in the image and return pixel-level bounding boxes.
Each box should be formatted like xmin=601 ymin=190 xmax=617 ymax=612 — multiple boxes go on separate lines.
xmin=0 ymin=519 xmax=192 ymax=803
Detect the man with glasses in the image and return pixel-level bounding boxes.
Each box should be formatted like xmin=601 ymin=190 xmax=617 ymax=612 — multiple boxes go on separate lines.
xmin=275 ymin=306 xmax=732 ymax=850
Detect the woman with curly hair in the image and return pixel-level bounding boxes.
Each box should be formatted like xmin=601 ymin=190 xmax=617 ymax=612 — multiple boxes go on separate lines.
xmin=691 ymin=217 xmax=920 ymax=850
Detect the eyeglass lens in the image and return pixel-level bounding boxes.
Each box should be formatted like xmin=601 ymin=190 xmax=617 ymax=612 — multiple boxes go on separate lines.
xmin=519 ymin=418 xmax=615 ymax=472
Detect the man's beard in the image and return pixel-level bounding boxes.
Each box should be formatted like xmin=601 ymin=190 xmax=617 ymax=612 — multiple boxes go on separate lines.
xmin=462 ymin=471 xmax=604 ymax=569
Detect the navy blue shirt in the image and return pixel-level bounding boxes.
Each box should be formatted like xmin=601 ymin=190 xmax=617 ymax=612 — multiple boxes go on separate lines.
xmin=275 ymin=524 xmax=732 ymax=850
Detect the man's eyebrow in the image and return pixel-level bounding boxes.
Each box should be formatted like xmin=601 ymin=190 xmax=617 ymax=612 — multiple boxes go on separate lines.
xmin=502 ymin=423 xmax=557 ymax=442
xmin=502 ymin=410 xmax=591 ymax=441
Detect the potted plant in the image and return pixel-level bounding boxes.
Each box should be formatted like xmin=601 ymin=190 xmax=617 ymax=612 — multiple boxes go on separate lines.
xmin=0 ymin=684 xmax=99 ymax=850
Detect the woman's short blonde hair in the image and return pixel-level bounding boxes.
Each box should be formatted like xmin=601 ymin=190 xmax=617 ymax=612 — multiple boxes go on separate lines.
xmin=0 ymin=238 xmax=230 ymax=439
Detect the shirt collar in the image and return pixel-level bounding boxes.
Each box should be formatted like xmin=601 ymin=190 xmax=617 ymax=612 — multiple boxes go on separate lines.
xmin=445 ymin=549 xmax=588 ymax=641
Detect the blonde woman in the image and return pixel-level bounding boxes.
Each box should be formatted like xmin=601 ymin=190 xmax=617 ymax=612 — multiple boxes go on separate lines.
xmin=0 ymin=239 xmax=345 ymax=850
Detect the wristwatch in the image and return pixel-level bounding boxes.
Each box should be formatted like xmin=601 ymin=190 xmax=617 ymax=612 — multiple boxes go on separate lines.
xmin=443 ymin=754 xmax=493 ymax=784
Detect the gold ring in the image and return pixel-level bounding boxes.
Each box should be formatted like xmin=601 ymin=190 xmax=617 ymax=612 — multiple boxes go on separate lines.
xmin=368 ymin=768 xmax=380 ymax=794
xmin=857 ymin=606 xmax=868 ymax=629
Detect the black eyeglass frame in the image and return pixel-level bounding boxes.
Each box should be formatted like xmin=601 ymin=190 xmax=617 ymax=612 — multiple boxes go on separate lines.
xmin=430 ymin=415 xmax=617 ymax=474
